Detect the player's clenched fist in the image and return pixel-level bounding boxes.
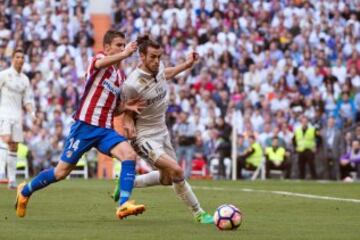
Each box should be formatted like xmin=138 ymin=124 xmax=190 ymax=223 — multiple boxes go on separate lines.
xmin=124 ymin=41 xmax=138 ymax=57
xmin=185 ymin=51 xmax=200 ymax=67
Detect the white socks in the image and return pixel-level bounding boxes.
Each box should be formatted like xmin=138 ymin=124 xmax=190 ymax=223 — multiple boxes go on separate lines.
xmin=7 ymin=151 xmax=17 ymax=183
xmin=0 ymin=141 xmax=8 ymax=179
xmin=173 ymin=180 xmax=203 ymax=216
xmin=134 ymin=171 xmax=204 ymax=216
xmin=134 ymin=171 xmax=161 ymax=187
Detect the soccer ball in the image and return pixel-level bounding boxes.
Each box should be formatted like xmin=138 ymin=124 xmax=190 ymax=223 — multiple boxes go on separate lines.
xmin=214 ymin=204 xmax=242 ymax=230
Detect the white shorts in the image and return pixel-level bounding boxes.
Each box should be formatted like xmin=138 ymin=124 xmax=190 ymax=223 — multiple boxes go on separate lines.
xmin=0 ymin=119 xmax=23 ymax=142
xmin=132 ymin=132 xmax=176 ymax=167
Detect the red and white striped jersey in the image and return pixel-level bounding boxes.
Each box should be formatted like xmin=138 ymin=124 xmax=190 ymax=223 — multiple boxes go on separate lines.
xmin=74 ymin=52 xmax=125 ymax=128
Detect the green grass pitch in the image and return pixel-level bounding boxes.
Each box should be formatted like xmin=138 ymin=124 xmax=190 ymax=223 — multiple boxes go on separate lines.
xmin=1 ymin=180 xmax=359 ymax=240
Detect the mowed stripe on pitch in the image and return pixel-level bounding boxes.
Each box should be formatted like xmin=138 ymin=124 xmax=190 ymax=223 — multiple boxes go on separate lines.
xmin=192 ymin=186 xmax=360 ymax=204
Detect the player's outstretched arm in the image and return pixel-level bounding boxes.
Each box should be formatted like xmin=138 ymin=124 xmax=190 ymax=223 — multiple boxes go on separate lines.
xmin=164 ymin=51 xmax=199 ymax=80
xmin=94 ymin=41 xmax=138 ymax=69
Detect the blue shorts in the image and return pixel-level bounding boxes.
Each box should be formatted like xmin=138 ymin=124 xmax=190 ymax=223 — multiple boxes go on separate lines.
xmin=60 ymin=121 xmax=127 ymax=165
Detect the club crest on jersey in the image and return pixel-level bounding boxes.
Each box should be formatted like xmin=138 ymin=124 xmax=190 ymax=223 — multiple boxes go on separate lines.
xmin=139 ymin=78 xmax=147 ymax=85
xmin=103 ymin=79 xmax=121 ymax=96
xmin=66 ymin=150 xmax=73 ymax=158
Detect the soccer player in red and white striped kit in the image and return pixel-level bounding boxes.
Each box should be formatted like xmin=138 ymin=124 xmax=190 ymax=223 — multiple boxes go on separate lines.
xmin=15 ymin=30 xmax=146 ymax=220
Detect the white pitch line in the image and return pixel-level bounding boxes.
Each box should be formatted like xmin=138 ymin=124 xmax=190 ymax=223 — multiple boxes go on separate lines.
xmin=192 ymin=186 xmax=360 ymax=204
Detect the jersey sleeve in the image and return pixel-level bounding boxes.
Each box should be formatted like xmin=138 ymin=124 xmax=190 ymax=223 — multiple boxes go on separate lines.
xmin=87 ymin=52 xmax=106 ymax=75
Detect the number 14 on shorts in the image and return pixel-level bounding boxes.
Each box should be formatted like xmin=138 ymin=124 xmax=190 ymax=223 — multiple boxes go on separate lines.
xmin=69 ymin=138 xmax=80 ymax=151
xmin=65 ymin=138 xmax=80 ymax=158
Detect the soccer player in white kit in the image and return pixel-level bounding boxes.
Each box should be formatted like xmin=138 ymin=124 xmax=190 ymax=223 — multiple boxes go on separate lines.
xmin=114 ymin=36 xmax=213 ymax=224
xmin=0 ymin=49 xmax=36 ymax=189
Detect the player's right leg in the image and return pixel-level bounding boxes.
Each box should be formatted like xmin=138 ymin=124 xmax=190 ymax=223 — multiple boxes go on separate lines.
xmin=0 ymin=120 xmax=12 ymax=182
xmin=15 ymin=121 xmax=96 ymax=217
xmin=0 ymin=136 xmax=10 ymax=182
xmin=15 ymin=161 xmax=76 ymax=217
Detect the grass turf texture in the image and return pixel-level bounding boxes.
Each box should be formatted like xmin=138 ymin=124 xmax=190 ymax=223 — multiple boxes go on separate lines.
xmin=1 ymin=180 xmax=359 ymax=240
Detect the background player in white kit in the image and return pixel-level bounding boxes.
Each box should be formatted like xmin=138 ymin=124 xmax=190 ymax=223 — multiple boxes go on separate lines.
xmin=113 ymin=36 xmax=214 ymax=224
xmin=0 ymin=49 xmax=36 ymax=189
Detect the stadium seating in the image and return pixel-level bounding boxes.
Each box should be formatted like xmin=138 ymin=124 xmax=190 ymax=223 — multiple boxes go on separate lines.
xmin=68 ymin=155 xmax=89 ymax=179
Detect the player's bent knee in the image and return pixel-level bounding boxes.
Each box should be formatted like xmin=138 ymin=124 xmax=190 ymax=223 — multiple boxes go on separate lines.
xmin=124 ymin=149 xmax=137 ymax=161
xmin=54 ymin=170 xmax=68 ymax=180
xmin=0 ymin=135 xmax=11 ymax=144
xmin=118 ymin=148 xmax=137 ymax=161
xmin=159 ymin=172 xmax=172 ymax=185
xmin=160 ymin=177 xmax=172 ymax=185
xmin=54 ymin=162 xmax=73 ymax=180
xmin=172 ymin=166 xmax=184 ymax=180
xmin=112 ymin=143 xmax=137 ymax=161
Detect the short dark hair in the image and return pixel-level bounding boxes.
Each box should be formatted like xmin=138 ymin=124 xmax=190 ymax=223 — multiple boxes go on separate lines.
xmin=103 ymin=30 xmax=125 ymax=46
xmin=136 ymin=35 xmax=160 ymax=54
xmin=12 ymin=49 xmax=24 ymax=57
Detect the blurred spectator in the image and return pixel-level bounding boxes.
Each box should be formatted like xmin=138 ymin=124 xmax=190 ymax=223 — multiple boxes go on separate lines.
xmin=236 ymin=135 xmax=263 ymax=179
xmin=0 ymin=0 xmax=94 ymax=175
xmin=173 ymin=112 xmax=196 ymax=179
xmin=339 ymin=139 xmax=360 ymax=182
xmin=320 ymin=117 xmax=342 ymax=180
xmin=335 ymin=92 xmax=357 ymax=124
xmin=215 ymin=117 xmax=232 ymax=178
xmin=265 ymin=136 xmax=291 ymax=179
xmin=293 ymin=116 xmax=319 ymax=179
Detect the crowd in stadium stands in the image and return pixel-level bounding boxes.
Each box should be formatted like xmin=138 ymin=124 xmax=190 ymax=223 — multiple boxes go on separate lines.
xmin=0 ymin=0 xmax=93 ymax=174
xmin=0 ymin=0 xmax=359 ymax=181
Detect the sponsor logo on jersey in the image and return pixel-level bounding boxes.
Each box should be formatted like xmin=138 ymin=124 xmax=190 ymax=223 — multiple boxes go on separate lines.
xmin=147 ymin=90 xmax=167 ymax=105
xmin=103 ymin=79 xmax=121 ymax=96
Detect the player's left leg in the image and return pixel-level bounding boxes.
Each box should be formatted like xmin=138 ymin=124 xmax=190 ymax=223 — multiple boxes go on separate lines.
xmin=7 ymin=142 xmax=18 ymax=189
xmin=155 ymin=153 xmax=214 ymax=224
xmin=98 ymin=130 xmax=145 ymax=219
xmin=7 ymin=119 xmax=26 ymax=189
xmin=164 ymin=134 xmax=213 ymax=223
xmin=0 ymin=137 xmax=9 ymax=182
xmin=0 ymin=120 xmax=12 ymax=182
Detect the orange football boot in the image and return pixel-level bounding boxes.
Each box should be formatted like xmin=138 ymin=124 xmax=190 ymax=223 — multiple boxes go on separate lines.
xmin=15 ymin=182 xmax=29 ymax=218
xmin=116 ymin=200 xmax=145 ymax=219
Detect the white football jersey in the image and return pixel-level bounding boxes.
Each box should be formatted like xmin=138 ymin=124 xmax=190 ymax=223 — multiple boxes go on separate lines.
xmin=0 ymin=67 xmax=34 ymax=120
xmin=122 ymin=63 xmax=169 ymax=137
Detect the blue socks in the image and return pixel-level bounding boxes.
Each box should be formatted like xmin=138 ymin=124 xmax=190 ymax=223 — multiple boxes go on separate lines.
xmin=119 ymin=160 xmax=136 ymax=205
xmin=22 ymin=168 xmax=57 ymax=197
xmin=21 ymin=162 xmax=136 ymax=205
